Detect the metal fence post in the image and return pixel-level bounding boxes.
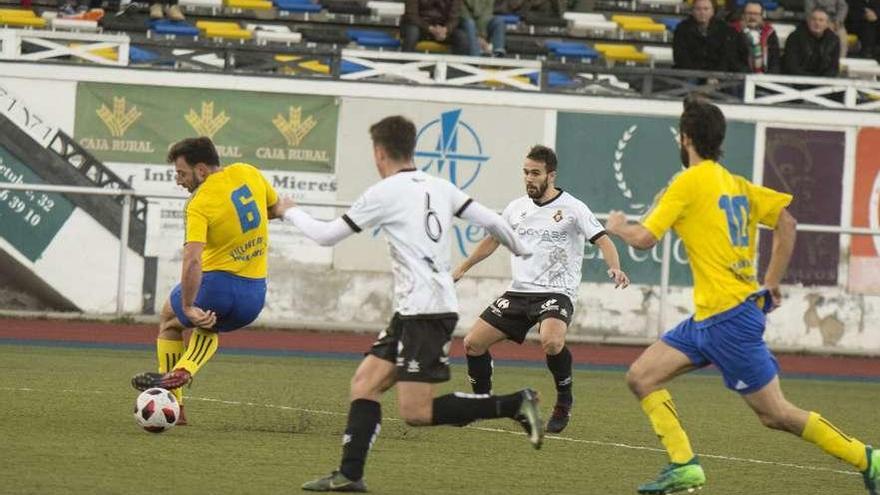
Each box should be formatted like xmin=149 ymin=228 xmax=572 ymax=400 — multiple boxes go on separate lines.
xmin=116 ymin=193 xmax=131 ymax=316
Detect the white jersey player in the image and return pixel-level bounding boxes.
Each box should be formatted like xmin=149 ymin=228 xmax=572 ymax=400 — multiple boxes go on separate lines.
xmin=275 ymin=116 xmax=545 ymax=493
xmin=453 ymin=145 xmax=630 ymax=435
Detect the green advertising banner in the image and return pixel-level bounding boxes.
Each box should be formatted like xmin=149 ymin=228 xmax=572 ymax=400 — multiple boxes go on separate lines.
xmin=0 ymin=147 xmax=75 ymax=262
xmin=556 ymin=112 xmax=755 ymax=286
xmin=74 ymin=83 xmax=338 ymax=172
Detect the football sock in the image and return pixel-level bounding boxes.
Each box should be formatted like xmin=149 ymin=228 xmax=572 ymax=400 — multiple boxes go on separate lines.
xmin=466 ymin=352 xmax=493 ymax=395
xmin=156 ymin=338 xmax=184 ymax=403
xmin=802 ymin=411 xmax=868 ymax=470
xmin=174 ymin=328 xmax=219 ymax=377
xmin=641 ymin=389 xmax=695 ymax=464
xmin=546 ymin=346 xmax=573 ymax=404
xmin=431 ymin=391 xmax=521 ymax=426
xmin=339 ymin=399 xmax=381 ymax=482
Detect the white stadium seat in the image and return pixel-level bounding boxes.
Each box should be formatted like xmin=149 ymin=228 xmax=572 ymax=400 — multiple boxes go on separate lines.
xmin=367 ymin=1 xmax=404 ymax=16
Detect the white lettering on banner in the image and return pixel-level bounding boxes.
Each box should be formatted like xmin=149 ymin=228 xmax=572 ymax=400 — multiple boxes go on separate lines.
xmin=0 ymin=84 xmax=58 ymax=146
xmin=584 ymin=238 xmax=689 ymax=265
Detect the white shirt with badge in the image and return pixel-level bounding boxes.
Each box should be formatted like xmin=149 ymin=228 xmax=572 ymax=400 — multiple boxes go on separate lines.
xmin=502 ymin=190 xmax=605 ymax=302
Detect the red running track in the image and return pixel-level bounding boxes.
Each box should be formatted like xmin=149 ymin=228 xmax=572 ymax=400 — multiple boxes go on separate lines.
xmin=1 ymin=318 xmax=878 ymax=378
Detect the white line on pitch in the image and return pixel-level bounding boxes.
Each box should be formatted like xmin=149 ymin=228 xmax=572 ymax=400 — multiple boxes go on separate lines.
xmin=0 ymin=386 xmax=861 ymax=477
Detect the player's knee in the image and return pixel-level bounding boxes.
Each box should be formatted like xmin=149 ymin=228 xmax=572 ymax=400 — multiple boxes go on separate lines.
xmin=541 ymin=337 xmax=564 ymax=356
xmin=463 ymin=334 xmax=487 ymax=356
xmin=398 ymin=402 xmax=432 ymax=426
xmin=625 ymin=366 xmax=649 ymax=396
xmin=350 ymin=373 xmax=379 ymax=400
xmin=756 ymin=410 xmax=787 ymax=431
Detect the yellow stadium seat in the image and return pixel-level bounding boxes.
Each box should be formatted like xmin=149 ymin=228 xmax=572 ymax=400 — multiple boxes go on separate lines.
xmin=70 ymin=42 xmax=118 ymax=61
xmin=848 ymin=33 xmax=858 ymax=48
xmin=226 ymin=0 xmax=273 ymax=9
xmin=594 ymin=43 xmax=650 ymax=63
xmin=0 ymin=8 xmax=38 ymax=16
xmin=205 ymin=28 xmax=253 ymax=39
xmin=274 ymin=54 xmax=301 ymax=62
xmin=0 ymin=15 xmax=47 ymax=27
xmin=195 ymin=20 xmax=240 ymax=30
xmin=299 ymin=59 xmax=330 ymax=74
xmin=610 ymin=14 xmax=654 ymax=24
xmin=619 ymin=22 xmax=666 ymax=33
xmin=415 ymin=40 xmax=449 ymax=53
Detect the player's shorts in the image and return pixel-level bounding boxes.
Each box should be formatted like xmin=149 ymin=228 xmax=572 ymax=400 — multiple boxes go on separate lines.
xmin=479 ymin=291 xmax=574 ymax=344
xmin=169 ymin=271 xmax=266 ymax=333
xmin=369 ymin=312 xmax=458 ymax=383
xmin=661 ymin=292 xmax=778 ymax=395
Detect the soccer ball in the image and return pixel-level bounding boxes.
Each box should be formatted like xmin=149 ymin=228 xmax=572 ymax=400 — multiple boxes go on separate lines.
xmin=133 ymin=388 xmax=180 ymax=433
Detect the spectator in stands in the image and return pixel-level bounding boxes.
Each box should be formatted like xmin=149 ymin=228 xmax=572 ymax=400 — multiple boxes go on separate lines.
xmin=732 ymin=0 xmax=782 ymax=73
xmin=461 ymin=0 xmax=507 ymax=56
xmin=58 ymin=0 xmax=103 ymax=19
xmin=845 ymin=0 xmax=879 ymax=58
xmin=494 ymin=0 xmax=566 ymax=25
xmin=673 ymin=0 xmax=745 ymax=72
xmin=150 ymin=0 xmax=185 ymax=20
xmin=805 ymin=0 xmax=849 ymax=57
xmin=402 ymin=0 xmax=470 ymax=54
xmin=782 ymin=7 xmax=841 ymax=76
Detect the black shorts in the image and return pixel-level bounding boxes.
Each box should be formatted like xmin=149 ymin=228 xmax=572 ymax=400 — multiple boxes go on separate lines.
xmin=479 ymin=291 xmax=573 ymax=344
xmin=368 ymin=312 xmax=458 ymax=383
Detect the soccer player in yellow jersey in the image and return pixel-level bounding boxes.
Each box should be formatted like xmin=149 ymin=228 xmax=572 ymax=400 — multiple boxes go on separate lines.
xmin=605 ymin=98 xmax=880 ymax=494
xmin=131 ymin=137 xmax=281 ymax=424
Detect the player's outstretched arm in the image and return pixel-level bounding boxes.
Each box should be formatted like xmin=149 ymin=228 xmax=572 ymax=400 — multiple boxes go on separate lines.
xmin=762 ymin=208 xmax=797 ymax=309
xmin=459 ymin=201 xmax=531 ymax=258
xmin=452 ymin=236 xmax=500 ymax=281
xmin=594 ymin=235 xmax=630 ymax=288
xmin=276 ymin=196 xmax=356 ymax=247
xmin=604 ymin=210 xmax=658 ymax=250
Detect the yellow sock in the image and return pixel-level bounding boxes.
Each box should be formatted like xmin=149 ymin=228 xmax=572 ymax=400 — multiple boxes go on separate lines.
xmin=641 ymin=389 xmax=695 ymax=464
xmin=174 ymin=328 xmax=219 ymax=377
xmin=157 ymin=338 xmax=184 ymax=403
xmin=802 ymin=412 xmax=868 ymax=470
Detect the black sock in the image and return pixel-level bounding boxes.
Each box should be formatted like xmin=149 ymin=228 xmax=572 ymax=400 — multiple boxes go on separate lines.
xmin=339 ymin=399 xmax=381 ymax=482
xmin=466 ymin=352 xmax=493 ymax=395
xmin=546 ymin=346 xmax=573 ymax=404
xmin=431 ymin=391 xmax=522 ymax=426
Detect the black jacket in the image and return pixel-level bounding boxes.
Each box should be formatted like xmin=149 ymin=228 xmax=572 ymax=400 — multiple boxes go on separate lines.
xmin=781 ymin=24 xmax=841 ymax=77
xmin=673 ymin=16 xmax=745 ymax=71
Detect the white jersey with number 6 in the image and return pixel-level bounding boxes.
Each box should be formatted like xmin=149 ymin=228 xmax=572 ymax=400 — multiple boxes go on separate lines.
xmin=342 ymin=170 xmax=476 ymax=316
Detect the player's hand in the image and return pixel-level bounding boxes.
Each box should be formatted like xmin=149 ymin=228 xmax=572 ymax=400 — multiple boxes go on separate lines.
xmin=605 ymin=210 xmax=627 ymax=235
xmin=452 ymin=265 xmax=466 ymax=282
xmin=607 ymin=268 xmax=630 ymax=289
xmin=184 ymin=306 xmax=217 ymax=329
xmin=273 ymin=196 xmax=297 ymax=219
xmin=766 ymin=285 xmax=783 ymax=311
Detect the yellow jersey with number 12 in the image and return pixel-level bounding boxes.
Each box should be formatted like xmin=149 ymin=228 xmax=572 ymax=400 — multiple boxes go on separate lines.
xmin=184 ymin=163 xmax=278 ymax=279
xmin=642 ymin=160 xmax=792 ymax=321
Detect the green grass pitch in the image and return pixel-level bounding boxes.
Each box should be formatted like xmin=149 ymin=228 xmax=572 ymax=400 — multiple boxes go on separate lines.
xmin=1 ymin=344 xmax=875 ymax=494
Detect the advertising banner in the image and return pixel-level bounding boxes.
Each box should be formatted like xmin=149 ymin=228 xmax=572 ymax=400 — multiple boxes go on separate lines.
xmin=758 ymin=128 xmax=845 ymax=286
xmin=555 ymin=112 xmax=756 ymax=286
xmin=74 ymin=82 xmax=338 ymax=172
xmin=0 ymin=147 xmax=75 ymax=262
xmin=848 ymin=128 xmax=880 ymax=293
xmin=333 ymin=99 xmax=548 ymax=277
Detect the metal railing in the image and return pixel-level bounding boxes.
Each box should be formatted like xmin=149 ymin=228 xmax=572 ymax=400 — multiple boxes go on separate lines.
xmin=2 ymin=181 xmax=879 ymax=329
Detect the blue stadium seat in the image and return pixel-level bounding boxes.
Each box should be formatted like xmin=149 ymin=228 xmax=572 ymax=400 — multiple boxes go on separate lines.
xmin=341 ymin=59 xmax=369 ymax=74
xmin=659 ymin=17 xmax=681 ymax=31
xmin=545 ymin=41 xmax=598 ymax=59
xmin=528 ymin=71 xmax=577 ymax=88
xmin=129 ymin=46 xmax=159 ymax=63
xmin=498 ymin=14 xmax=520 ymax=24
xmin=276 ymin=0 xmax=322 ymax=11
xmin=356 ymin=35 xmax=400 ymax=48
xmin=150 ymin=20 xmax=200 ymax=36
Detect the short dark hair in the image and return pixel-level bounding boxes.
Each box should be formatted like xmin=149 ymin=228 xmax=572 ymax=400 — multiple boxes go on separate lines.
xmin=167 ymin=137 xmax=220 ymax=167
xmin=680 ymin=97 xmax=726 ymax=161
xmin=369 ymin=116 xmax=416 ymax=162
xmin=743 ymin=0 xmax=763 ymax=13
xmin=810 ymin=6 xmax=830 ymax=17
xmin=526 ymin=145 xmax=558 ymax=172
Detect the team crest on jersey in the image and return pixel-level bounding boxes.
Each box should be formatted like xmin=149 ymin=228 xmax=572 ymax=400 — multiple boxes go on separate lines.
xmin=553 ymin=210 xmax=563 ymax=222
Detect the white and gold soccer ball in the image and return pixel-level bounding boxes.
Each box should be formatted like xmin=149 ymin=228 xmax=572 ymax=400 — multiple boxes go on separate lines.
xmin=133 ymin=388 xmax=180 ymax=433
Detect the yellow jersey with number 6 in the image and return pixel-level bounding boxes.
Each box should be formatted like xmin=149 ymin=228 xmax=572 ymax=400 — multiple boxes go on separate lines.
xmin=184 ymin=163 xmax=278 ymax=279
xmin=642 ymin=160 xmax=792 ymax=321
